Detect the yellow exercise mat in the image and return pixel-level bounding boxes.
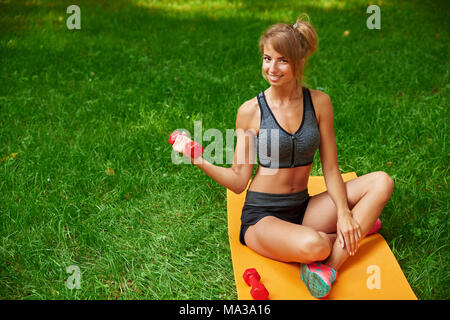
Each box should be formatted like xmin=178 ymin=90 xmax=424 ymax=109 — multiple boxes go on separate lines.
xmin=227 ymin=172 xmax=417 ymax=300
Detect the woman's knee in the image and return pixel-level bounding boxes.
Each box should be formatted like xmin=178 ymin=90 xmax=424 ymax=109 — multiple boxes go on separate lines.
xmin=298 ymin=231 xmax=331 ymax=262
xmin=373 ymin=171 xmax=394 ymax=200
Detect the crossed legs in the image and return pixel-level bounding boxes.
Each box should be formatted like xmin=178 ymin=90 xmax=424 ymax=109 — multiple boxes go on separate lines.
xmin=243 ymin=171 xmax=394 ymax=270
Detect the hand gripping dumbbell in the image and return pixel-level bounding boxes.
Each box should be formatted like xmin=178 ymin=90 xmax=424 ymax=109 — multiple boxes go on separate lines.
xmin=168 ymin=130 xmax=203 ymax=159
xmin=243 ymin=268 xmax=269 ymax=300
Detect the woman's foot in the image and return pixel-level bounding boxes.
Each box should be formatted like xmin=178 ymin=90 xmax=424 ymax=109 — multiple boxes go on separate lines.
xmin=367 ymin=218 xmax=382 ymax=236
xmin=300 ymin=262 xmax=337 ymax=299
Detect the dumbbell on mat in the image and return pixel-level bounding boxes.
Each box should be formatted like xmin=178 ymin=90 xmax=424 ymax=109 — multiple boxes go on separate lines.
xmin=243 ymin=268 xmax=269 ymax=300
xmin=168 ymin=130 xmax=203 ymax=159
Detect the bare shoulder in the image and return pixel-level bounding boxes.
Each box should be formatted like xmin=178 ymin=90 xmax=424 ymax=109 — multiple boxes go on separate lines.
xmin=236 ymin=97 xmax=260 ymax=134
xmin=237 ymin=97 xmax=259 ymax=118
xmin=308 ymin=88 xmax=333 ymax=123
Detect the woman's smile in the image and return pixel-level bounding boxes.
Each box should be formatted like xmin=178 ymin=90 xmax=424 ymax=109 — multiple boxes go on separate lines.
xmin=268 ymin=74 xmax=283 ymax=81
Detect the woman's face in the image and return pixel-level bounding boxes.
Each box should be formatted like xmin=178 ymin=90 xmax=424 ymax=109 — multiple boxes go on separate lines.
xmin=262 ymin=43 xmax=295 ymax=86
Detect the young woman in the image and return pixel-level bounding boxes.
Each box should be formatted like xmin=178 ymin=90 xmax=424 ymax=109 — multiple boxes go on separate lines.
xmin=171 ymin=15 xmax=394 ymax=299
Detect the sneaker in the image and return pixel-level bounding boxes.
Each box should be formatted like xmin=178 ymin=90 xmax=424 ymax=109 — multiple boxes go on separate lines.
xmin=367 ymin=218 xmax=382 ymax=236
xmin=300 ymin=262 xmax=337 ymax=299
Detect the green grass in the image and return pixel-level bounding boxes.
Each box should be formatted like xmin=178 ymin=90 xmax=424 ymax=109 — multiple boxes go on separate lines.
xmin=0 ymin=0 xmax=448 ymax=299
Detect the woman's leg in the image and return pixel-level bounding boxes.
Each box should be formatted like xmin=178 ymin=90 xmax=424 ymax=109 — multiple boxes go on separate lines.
xmin=244 ymin=216 xmax=332 ymax=264
xmin=301 ymin=171 xmax=394 ymax=271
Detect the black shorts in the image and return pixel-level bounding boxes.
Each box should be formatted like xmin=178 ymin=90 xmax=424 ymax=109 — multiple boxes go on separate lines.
xmin=239 ymin=189 xmax=311 ymax=246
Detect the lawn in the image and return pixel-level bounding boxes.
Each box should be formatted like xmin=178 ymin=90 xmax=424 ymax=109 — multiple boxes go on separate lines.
xmin=0 ymin=0 xmax=448 ymax=299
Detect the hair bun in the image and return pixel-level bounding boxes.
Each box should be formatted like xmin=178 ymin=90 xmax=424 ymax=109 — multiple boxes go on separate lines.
xmin=293 ymin=13 xmax=318 ymax=59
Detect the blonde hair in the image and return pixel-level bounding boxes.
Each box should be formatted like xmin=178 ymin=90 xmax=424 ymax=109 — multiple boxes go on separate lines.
xmin=259 ymin=14 xmax=318 ymax=88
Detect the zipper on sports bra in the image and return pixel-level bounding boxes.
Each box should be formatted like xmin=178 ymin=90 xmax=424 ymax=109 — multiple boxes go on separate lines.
xmin=290 ymin=136 xmax=295 ymax=168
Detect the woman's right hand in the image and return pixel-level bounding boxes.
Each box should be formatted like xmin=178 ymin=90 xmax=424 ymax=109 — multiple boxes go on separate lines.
xmin=172 ymin=131 xmax=193 ymax=160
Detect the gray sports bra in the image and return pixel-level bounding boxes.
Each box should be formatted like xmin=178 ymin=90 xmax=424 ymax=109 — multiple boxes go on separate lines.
xmin=256 ymin=86 xmax=321 ymax=168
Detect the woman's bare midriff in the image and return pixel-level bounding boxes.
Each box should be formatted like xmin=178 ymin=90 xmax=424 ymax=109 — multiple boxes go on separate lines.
xmin=248 ymin=163 xmax=312 ymax=194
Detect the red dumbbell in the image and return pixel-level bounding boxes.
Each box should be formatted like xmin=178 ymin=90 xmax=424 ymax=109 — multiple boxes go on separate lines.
xmin=168 ymin=130 xmax=203 ymax=159
xmin=243 ymin=268 xmax=269 ymax=300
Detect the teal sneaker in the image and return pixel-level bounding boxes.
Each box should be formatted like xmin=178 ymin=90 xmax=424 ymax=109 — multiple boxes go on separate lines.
xmin=300 ymin=262 xmax=337 ymax=299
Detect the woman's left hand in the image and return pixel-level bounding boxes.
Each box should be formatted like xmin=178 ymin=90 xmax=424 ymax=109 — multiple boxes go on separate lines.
xmin=336 ymin=210 xmax=362 ymax=256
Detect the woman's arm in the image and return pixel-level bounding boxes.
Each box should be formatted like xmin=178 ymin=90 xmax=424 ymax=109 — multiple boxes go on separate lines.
xmin=172 ymin=101 xmax=256 ymax=194
xmin=316 ymin=93 xmax=350 ymax=214
xmin=316 ymin=93 xmax=362 ymax=255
